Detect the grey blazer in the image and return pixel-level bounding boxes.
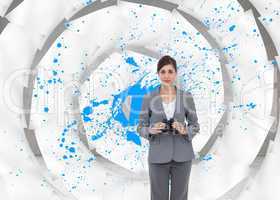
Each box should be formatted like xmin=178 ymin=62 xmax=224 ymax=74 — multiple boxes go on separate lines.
xmin=137 ymin=85 xmax=200 ymax=164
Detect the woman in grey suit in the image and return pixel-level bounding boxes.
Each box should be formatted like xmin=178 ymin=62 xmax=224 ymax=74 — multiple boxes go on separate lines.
xmin=137 ymin=55 xmax=200 ymax=200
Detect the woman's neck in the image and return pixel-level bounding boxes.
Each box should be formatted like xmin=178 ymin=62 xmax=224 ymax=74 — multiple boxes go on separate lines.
xmin=160 ymin=84 xmax=176 ymax=95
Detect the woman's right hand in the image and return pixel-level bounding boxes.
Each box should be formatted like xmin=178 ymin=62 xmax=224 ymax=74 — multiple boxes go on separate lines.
xmin=148 ymin=122 xmax=166 ymax=135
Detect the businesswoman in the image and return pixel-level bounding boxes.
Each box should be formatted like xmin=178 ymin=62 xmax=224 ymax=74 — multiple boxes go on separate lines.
xmin=137 ymin=55 xmax=200 ymax=200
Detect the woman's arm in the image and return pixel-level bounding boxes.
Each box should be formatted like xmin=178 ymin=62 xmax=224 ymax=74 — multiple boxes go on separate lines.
xmin=184 ymin=92 xmax=200 ymax=141
xmin=137 ymin=94 xmax=153 ymax=140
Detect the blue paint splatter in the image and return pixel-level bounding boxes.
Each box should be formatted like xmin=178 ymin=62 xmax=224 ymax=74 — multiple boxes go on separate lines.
xmin=88 ymin=157 xmax=95 ymax=162
xmin=58 ymin=120 xmax=77 ymax=152
xmin=202 ymin=154 xmax=212 ymax=161
xmin=246 ymin=102 xmax=256 ymax=110
xmin=69 ymin=147 xmax=76 ymax=153
xmin=223 ymin=43 xmax=238 ymax=52
xmin=91 ymin=99 xmax=109 ymax=107
xmin=84 ymin=0 xmax=93 ymax=5
xmin=44 ymin=107 xmax=49 ymax=113
xmin=125 ymin=57 xmax=139 ymax=68
xmin=91 ymin=134 xmax=103 ymax=141
xmin=81 ymin=106 xmax=94 ymax=122
xmin=83 ymin=116 xmax=91 ymax=122
xmin=85 ymin=77 xmax=158 ymax=146
xmin=214 ymin=81 xmax=220 ymax=84
xmin=229 ymin=25 xmax=236 ymax=32
xmin=83 ymin=106 xmax=93 ymax=115
xmin=52 ymin=70 xmax=58 ymax=76
xmin=127 ymin=131 xmax=141 ymax=145
xmin=233 ymin=102 xmax=256 ymax=110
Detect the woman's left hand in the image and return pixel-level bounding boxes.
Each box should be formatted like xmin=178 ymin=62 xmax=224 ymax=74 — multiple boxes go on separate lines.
xmin=172 ymin=121 xmax=187 ymax=135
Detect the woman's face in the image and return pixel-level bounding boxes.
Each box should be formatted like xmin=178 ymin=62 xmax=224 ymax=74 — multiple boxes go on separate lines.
xmin=158 ymin=64 xmax=177 ymax=86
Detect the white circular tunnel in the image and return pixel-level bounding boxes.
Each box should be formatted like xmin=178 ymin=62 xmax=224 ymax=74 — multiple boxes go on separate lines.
xmin=0 ymin=0 xmax=279 ymax=199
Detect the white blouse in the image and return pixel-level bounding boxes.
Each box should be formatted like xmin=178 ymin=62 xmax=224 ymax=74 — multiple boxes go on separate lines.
xmin=162 ymin=97 xmax=176 ymax=120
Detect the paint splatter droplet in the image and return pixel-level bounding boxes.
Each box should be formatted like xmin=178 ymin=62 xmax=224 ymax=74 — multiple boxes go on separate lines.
xmin=229 ymin=25 xmax=236 ymax=32
xmin=57 ymin=43 xmax=62 ymax=48
xmin=69 ymin=147 xmax=76 ymax=153
xmin=44 ymin=107 xmax=49 ymax=112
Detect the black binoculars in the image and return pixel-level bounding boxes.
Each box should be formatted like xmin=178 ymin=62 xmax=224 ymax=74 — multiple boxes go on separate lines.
xmin=160 ymin=118 xmax=180 ymax=135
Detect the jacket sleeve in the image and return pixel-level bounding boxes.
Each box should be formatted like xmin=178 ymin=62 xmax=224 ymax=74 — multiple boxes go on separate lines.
xmin=136 ymin=94 xmax=153 ymax=141
xmin=184 ymin=92 xmax=200 ymax=142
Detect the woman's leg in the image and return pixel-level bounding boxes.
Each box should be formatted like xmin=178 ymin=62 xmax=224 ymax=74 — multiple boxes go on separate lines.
xmin=170 ymin=160 xmax=192 ymax=200
xmin=149 ymin=162 xmax=171 ymax=200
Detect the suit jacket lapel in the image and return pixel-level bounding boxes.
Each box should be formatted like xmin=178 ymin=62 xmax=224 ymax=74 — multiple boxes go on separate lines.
xmin=154 ymin=85 xmax=180 ymax=120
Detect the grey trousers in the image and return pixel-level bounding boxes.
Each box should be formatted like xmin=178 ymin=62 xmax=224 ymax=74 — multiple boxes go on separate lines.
xmin=148 ymin=160 xmax=192 ymax=200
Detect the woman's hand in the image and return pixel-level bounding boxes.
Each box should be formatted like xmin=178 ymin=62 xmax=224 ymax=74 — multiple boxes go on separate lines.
xmin=172 ymin=121 xmax=187 ymax=135
xmin=148 ymin=122 xmax=165 ymax=135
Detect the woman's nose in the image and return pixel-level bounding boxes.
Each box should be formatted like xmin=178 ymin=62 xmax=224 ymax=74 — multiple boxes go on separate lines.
xmin=164 ymin=74 xmax=170 ymax=78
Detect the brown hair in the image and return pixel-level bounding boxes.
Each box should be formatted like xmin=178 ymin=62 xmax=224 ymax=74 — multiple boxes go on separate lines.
xmin=157 ymin=55 xmax=177 ymax=73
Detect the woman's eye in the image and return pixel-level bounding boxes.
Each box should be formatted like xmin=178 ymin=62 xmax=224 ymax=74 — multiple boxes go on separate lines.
xmin=168 ymin=70 xmax=174 ymax=74
xmin=160 ymin=70 xmax=166 ymax=74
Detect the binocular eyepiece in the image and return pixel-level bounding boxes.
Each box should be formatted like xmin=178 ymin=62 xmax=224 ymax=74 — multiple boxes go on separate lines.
xmin=160 ymin=118 xmax=180 ymax=135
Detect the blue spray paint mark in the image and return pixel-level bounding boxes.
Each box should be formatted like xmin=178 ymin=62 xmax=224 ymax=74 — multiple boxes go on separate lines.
xmin=91 ymin=99 xmax=109 ymax=107
xmin=202 ymin=154 xmax=212 ymax=161
xmin=81 ymin=105 xmax=92 ymax=122
xmin=272 ymin=60 xmax=277 ymax=65
xmin=83 ymin=106 xmax=93 ymax=115
xmin=52 ymin=70 xmax=58 ymax=76
xmin=214 ymin=81 xmax=220 ymax=84
xmin=125 ymin=57 xmax=140 ymax=73
xmin=88 ymin=157 xmax=95 ymax=162
xmin=229 ymin=25 xmax=236 ymax=32
xmin=246 ymin=102 xmax=256 ymax=110
xmin=44 ymin=107 xmax=49 ymax=112
xmin=58 ymin=120 xmax=79 ymax=160
xmin=91 ymin=134 xmax=103 ymax=141
xmin=69 ymin=147 xmax=76 ymax=153
xmin=59 ymin=120 xmax=77 ymax=148
xmin=84 ymin=75 xmax=158 ymax=146
xmin=84 ymin=0 xmax=93 ymax=5
xmin=233 ymin=102 xmax=256 ymax=110
xmin=223 ymin=43 xmax=238 ymax=52
xmin=83 ymin=116 xmax=91 ymax=122
xmin=127 ymin=131 xmax=141 ymax=145
xmin=81 ymin=100 xmax=109 ymax=123
xmin=57 ymin=43 xmax=62 ymax=48
xmin=125 ymin=57 xmax=139 ymax=68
